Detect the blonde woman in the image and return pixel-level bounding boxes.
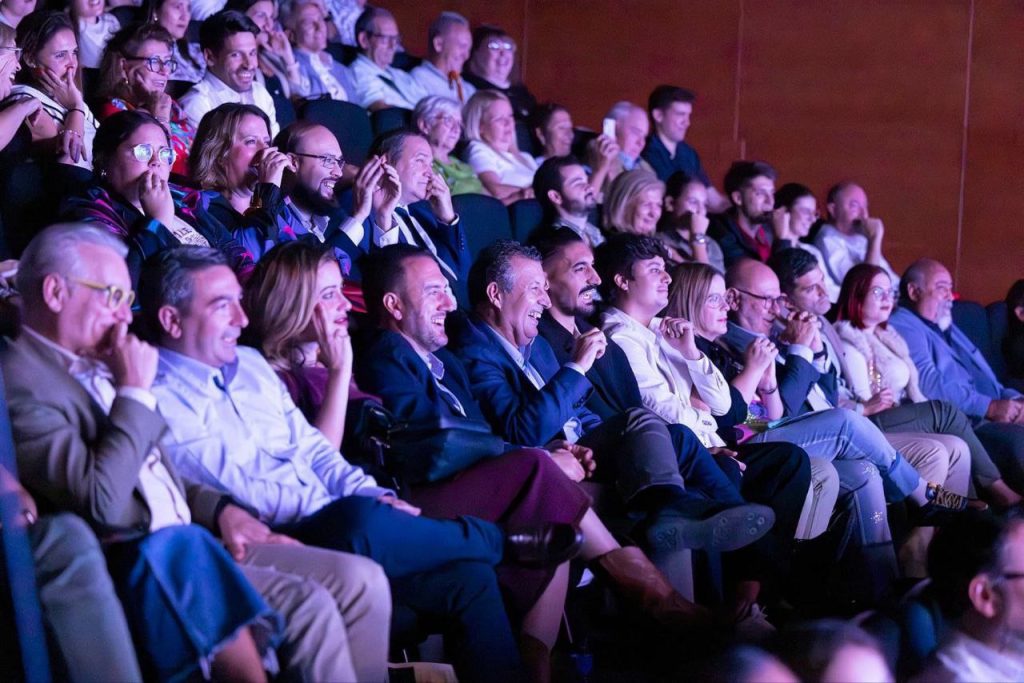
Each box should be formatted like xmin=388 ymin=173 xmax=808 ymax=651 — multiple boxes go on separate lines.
xmin=603 ymin=168 xmax=664 ymax=236
xmin=463 ymin=89 xmax=536 ymax=203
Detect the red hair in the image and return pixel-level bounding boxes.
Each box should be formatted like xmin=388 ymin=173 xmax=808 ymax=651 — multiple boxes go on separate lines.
xmin=835 ymin=263 xmax=891 ymax=329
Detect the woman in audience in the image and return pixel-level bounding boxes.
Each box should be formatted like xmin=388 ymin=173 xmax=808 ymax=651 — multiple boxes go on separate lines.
xmin=413 ymin=94 xmax=485 ymax=196
xmin=96 ymin=22 xmax=194 ymax=177
xmin=1003 ymin=278 xmax=1024 ymax=381
xmin=188 ymin=102 xmax=292 ymax=256
xmin=531 ymin=102 xmax=573 ymax=162
xmin=243 ymin=240 xmax=718 ymax=678
xmin=11 ymin=10 xmax=97 ymax=169
xmin=773 ymin=182 xmax=840 ymax=302
xmin=61 ymin=109 xmax=253 ymax=284
xmin=835 ymin=263 xmax=1023 ymax=507
xmin=0 ymin=22 xmax=41 ymax=151
xmin=603 ymin=169 xmax=665 ymax=236
xmin=68 ymin=0 xmax=120 ymax=69
xmin=145 ymin=0 xmax=204 ymax=83
xmin=464 ymin=89 xmax=537 ymax=203
xmin=464 ymin=24 xmax=536 ymax=121
xmin=0 ymin=0 xmax=34 ymax=30
xmin=657 ymin=171 xmax=725 ymax=272
xmin=227 ymin=0 xmax=312 ymax=100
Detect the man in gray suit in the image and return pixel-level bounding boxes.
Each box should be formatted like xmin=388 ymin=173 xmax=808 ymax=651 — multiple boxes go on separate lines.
xmin=1 ymin=223 xmax=391 ymax=681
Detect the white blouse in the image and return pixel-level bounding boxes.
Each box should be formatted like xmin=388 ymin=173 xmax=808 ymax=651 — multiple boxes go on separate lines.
xmin=465 ymin=140 xmax=538 ymax=190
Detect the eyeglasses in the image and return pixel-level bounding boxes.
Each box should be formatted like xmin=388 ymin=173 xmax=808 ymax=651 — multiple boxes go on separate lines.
xmin=71 ymin=278 xmax=135 ymax=309
xmin=0 ymin=45 xmax=23 ymax=60
xmin=131 ymin=143 xmax=176 ymax=166
xmin=293 ymin=152 xmax=345 ymax=170
xmin=486 ymin=40 xmax=516 ymax=52
xmin=705 ymin=293 xmax=728 ymax=309
xmin=868 ymin=286 xmax=899 ymax=302
xmin=122 ymin=54 xmax=179 ymax=74
xmin=734 ymin=288 xmax=784 ymax=309
xmin=434 ymin=114 xmax=462 ymax=130
xmin=368 ymin=32 xmax=401 ymax=46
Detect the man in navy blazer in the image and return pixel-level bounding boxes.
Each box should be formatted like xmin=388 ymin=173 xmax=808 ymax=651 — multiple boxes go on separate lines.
xmin=447 ymin=239 xmax=775 ymax=554
xmin=890 ymin=258 xmax=1024 ymax=489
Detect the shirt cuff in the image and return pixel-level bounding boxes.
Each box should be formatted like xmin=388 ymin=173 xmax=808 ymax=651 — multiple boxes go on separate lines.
xmin=787 ymin=344 xmax=814 ymax=363
xmin=339 ymin=216 xmax=365 ymax=246
xmin=117 ymin=386 xmax=157 ymax=411
xmin=682 ymin=352 xmax=713 ymax=373
xmin=565 ymin=362 xmax=587 ymax=376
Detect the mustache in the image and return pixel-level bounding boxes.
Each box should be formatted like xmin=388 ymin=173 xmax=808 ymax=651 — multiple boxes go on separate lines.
xmin=580 ymin=285 xmax=599 ymax=295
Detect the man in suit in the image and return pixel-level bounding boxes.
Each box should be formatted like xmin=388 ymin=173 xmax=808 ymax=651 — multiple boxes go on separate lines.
xmin=369 ymin=130 xmax=470 ymax=302
xmin=2 ymin=223 xmax=392 ymax=681
xmin=890 ymin=258 xmax=1024 ymax=491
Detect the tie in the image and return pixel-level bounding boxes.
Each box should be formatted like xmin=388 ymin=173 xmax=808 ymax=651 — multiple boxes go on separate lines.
xmin=447 ymin=70 xmax=464 ymax=103
xmin=395 ymin=207 xmax=458 ymax=281
xmin=427 ymin=354 xmax=467 ymax=417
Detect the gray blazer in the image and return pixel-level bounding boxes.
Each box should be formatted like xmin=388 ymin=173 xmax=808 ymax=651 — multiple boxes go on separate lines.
xmin=1 ymin=331 xmax=225 ymax=539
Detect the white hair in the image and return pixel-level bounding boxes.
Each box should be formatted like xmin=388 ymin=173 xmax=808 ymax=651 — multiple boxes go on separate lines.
xmin=16 ymin=223 xmax=127 ymax=308
xmin=606 ymin=100 xmax=644 ymax=124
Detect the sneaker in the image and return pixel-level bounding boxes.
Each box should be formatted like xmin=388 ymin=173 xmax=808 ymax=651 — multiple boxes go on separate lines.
xmin=926 ymin=483 xmax=968 ymax=511
xmin=644 ymin=504 xmax=775 ymax=553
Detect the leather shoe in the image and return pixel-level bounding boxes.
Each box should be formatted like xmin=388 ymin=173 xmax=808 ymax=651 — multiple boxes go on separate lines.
xmin=642 ymin=503 xmax=775 ymax=553
xmin=504 ymin=523 xmax=583 ymax=567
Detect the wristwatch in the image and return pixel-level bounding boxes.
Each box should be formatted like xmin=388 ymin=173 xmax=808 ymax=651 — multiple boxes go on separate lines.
xmin=691 ymin=233 xmax=709 ymax=245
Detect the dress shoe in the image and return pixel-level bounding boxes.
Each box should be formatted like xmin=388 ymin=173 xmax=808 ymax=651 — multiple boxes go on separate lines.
xmin=642 ymin=503 xmax=775 ymax=553
xmin=504 ymin=523 xmax=583 ymax=567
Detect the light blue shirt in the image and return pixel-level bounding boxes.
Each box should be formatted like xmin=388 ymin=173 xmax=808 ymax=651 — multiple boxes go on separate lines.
xmin=152 ymin=346 xmax=391 ymax=526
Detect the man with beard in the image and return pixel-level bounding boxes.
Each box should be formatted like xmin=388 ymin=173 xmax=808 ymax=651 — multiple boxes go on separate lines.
xmin=708 ymin=160 xmax=780 ymax=268
xmin=814 ymin=181 xmax=898 ymax=289
xmin=890 ymin=258 xmax=1024 ymax=490
xmin=532 ymin=156 xmax=604 ymax=247
xmin=181 ymin=10 xmax=279 ymax=135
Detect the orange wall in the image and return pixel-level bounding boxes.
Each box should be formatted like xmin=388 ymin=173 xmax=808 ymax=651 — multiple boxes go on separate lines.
xmin=391 ymin=0 xmax=1024 ymax=302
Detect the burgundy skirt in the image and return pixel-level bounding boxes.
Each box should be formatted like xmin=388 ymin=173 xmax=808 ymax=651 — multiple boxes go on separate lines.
xmin=406 ymin=448 xmax=591 ymax=620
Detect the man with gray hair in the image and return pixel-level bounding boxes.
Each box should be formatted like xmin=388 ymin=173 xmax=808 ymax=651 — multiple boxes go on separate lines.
xmin=3 ymin=223 xmax=393 ymax=682
xmin=890 ymin=258 xmax=1024 ymax=492
xmin=350 ymin=6 xmax=427 ymax=110
xmin=410 ymin=11 xmax=477 ymax=104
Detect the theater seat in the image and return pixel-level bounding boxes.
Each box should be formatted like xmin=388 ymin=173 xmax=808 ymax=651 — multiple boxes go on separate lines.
xmin=451 ymin=193 xmax=512 ymax=261
xmin=166 ymin=80 xmax=194 ymax=100
xmin=508 ymin=198 xmax=543 ymax=241
xmin=325 ymin=43 xmax=359 ymax=66
xmin=371 ymin=107 xmax=412 ymax=137
xmin=952 ymin=300 xmax=1009 ymax=381
xmin=392 ymin=52 xmax=422 ymax=72
xmin=515 ymin=119 xmax=536 ymax=157
xmin=299 ymin=99 xmax=373 ymax=165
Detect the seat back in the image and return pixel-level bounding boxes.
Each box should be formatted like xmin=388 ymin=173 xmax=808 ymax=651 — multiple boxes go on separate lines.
xmin=299 ymin=99 xmax=373 ymax=165
xmin=986 ymin=301 xmax=1011 ymax=382
xmin=508 ymin=198 xmax=544 ymax=241
xmin=952 ymin=300 xmax=999 ymax=373
xmin=451 ymin=193 xmax=513 ymax=260
xmin=370 ymin=107 xmax=412 ymax=137
xmin=0 ymin=160 xmax=48 ymax=257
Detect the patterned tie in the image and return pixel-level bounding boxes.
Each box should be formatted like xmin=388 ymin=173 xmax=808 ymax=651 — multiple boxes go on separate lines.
xmin=395 ymin=207 xmax=458 ymax=281
xmin=447 ymin=70 xmax=464 ymax=103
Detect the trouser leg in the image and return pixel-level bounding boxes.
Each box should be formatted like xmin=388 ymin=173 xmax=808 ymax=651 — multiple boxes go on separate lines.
xmin=975 ymin=421 xmax=1024 ymax=492
xmin=884 ymin=433 xmax=949 ymax=487
xmin=794 ymin=459 xmax=840 ymax=540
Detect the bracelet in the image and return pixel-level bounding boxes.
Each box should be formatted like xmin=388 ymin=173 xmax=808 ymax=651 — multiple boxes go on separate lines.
xmin=66 ymin=107 xmax=86 ymax=118
xmin=691 ymin=233 xmax=709 ymax=245
xmin=761 ymin=384 xmax=778 ymax=394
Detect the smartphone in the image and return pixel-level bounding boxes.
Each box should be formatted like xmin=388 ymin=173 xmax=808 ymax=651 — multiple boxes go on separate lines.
xmin=602 ymin=117 xmax=616 ymax=139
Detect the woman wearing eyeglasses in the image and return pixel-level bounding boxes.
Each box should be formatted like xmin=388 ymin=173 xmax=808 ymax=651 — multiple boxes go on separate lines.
xmin=412 ymin=95 xmax=485 ymax=196
xmin=61 ymin=109 xmax=254 ymax=285
xmin=96 ymin=23 xmax=194 ymax=178
xmin=464 ymin=25 xmax=536 ymax=121
xmin=773 ymin=183 xmax=840 ymax=303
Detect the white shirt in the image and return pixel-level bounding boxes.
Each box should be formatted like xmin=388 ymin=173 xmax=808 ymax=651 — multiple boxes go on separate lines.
xmin=9 ymin=85 xmax=98 ymax=171
xmin=409 ymin=61 xmax=476 ymax=104
xmin=180 ymin=71 xmax=279 ymax=136
xmin=465 ymin=140 xmax=538 ymax=190
xmin=374 ymin=206 xmax=457 ymax=281
xmin=795 ymin=241 xmax=841 ymax=303
xmin=20 ymin=327 xmax=192 ymax=531
xmin=349 ymin=54 xmax=428 ymax=109
xmin=190 ymin=0 xmax=226 ymax=20
xmin=76 ymin=14 xmax=120 ymax=69
xmin=814 ymin=223 xmax=898 ymax=289
xmin=601 ymin=307 xmax=731 ymax=448
xmin=930 ymin=631 xmax=1024 ymax=683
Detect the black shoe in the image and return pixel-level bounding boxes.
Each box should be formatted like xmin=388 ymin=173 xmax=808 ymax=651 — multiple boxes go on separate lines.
xmin=504 ymin=523 xmax=583 ymax=567
xmin=644 ymin=504 xmax=775 ymax=553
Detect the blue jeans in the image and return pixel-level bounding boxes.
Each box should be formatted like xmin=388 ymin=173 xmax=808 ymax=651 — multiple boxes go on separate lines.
xmin=751 ymin=408 xmax=921 ymax=502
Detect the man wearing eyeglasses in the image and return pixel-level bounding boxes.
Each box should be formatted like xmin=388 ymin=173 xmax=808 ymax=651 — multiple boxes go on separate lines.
xmin=708 ymin=160 xmax=782 ymax=269
xmin=350 ymin=6 xmax=426 ymax=111
xmin=409 ymin=11 xmax=476 ymax=105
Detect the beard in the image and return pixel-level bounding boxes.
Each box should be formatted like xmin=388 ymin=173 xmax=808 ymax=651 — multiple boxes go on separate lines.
xmin=290 ymin=179 xmax=339 ymax=216
xmin=937 ymin=308 xmax=954 ymax=331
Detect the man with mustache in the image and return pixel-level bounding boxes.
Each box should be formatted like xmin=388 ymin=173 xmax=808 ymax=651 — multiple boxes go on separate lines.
xmin=708 ymin=160 xmax=781 ymax=268
xmin=532 ymin=156 xmax=605 ymax=248
xmin=890 ymin=258 xmax=1024 ymax=491
xmin=814 ymin=181 xmax=898 ymax=290
xmin=181 ymin=10 xmax=279 ymax=135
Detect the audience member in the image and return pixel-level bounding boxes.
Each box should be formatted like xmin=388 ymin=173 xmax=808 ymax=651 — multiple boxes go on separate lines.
xmin=180 ymin=10 xmax=279 ymax=135
xmin=775 ymin=619 xmax=894 ymax=683
xmin=349 ymin=6 xmax=425 ymax=111
xmin=409 ymin=11 xmax=476 ymax=104
xmin=321 ymin=0 xmax=361 ymax=46
xmin=597 ymin=100 xmax=650 ymax=179
xmin=61 ymin=110 xmax=254 ymax=285
xmin=532 ymin=155 xmax=604 ymax=247
xmin=917 ymin=512 xmax=1024 ymax=682
xmin=278 ymin=0 xmax=354 ymax=101
xmin=708 ymin=161 xmax=778 ymax=266
xmin=464 ymin=89 xmax=538 ymax=203
xmin=891 ymin=258 xmax=1024 ymax=491
xmin=145 ymin=0 xmax=205 ymax=83
xmin=641 ymin=85 xmax=728 ymax=212
xmin=772 ymin=182 xmax=839 ymax=301
xmin=603 ymin=169 xmax=664 ymax=236
xmin=0 ymin=22 xmax=40 ymax=152
xmin=68 ymin=0 xmax=119 ymax=69
xmin=1003 ymin=278 xmax=1024 ymax=381
xmin=0 ymin=0 xmax=33 ymax=29
xmin=412 ymin=95 xmax=485 ymax=195
xmin=142 ymin=245 xmax=581 ymax=683
xmin=700 ymin=646 xmax=798 ymax=683
xmin=531 ymin=102 xmax=573 ymax=162
xmin=464 ymin=24 xmax=536 ymax=120
xmin=227 ymin=0 xmax=310 ymax=100
xmin=12 ymin=11 xmax=97 ymax=169
xmin=658 ymin=171 xmax=725 ymax=271
xmin=814 ymin=181 xmax=898 ymax=288
xmin=96 ymin=22 xmax=194 ymax=177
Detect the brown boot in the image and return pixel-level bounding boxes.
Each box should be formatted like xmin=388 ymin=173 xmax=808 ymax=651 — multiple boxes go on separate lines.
xmin=519 ymin=634 xmax=551 ymax=683
xmin=596 ymin=546 xmax=715 ymax=630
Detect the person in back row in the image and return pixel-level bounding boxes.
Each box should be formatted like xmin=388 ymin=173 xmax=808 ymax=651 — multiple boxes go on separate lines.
xmin=349 ymin=6 xmax=426 ymax=110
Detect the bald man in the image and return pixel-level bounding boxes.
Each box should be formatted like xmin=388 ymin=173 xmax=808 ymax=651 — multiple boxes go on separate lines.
xmin=813 ymin=182 xmax=898 ymax=288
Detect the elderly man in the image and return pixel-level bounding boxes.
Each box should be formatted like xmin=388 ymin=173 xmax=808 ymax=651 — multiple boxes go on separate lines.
xmin=409 ymin=11 xmax=476 ymax=104
xmin=2 ymin=223 xmax=391 ymax=681
xmin=890 ymin=258 xmax=1024 ymax=492
xmin=350 ymin=7 xmax=427 ymax=110
xmin=181 ymin=10 xmax=279 ymax=135
xmin=143 ymin=246 xmax=588 ymax=682
xmin=531 ymin=155 xmax=604 ymax=247
xmin=814 ymin=182 xmax=898 ymax=289
xmin=708 ymin=161 xmax=781 ymax=267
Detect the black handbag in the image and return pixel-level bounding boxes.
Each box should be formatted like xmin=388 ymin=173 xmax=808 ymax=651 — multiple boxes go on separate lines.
xmin=384 ymin=415 xmax=506 ymax=486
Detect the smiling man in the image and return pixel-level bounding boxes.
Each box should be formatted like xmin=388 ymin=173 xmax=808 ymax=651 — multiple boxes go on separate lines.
xmin=532 ymin=156 xmax=604 ymax=247
xmin=349 ymin=6 xmax=427 ymax=111
xmin=181 ymin=10 xmax=279 ymax=135
xmin=409 ymin=11 xmax=476 ymax=104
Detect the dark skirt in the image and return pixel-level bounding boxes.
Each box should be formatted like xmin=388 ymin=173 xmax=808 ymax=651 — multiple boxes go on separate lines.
xmin=105 ymin=524 xmax=282 ymax=682
xmin=406 ymin=448 xmax=591 ymax=620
